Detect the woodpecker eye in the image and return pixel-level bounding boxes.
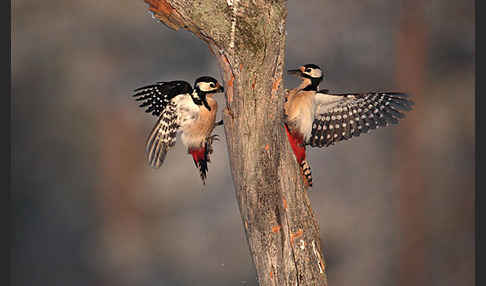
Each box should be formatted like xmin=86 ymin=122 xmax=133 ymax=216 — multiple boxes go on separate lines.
xmin=305 ymin=68 xmax=312 ymax=73
xmin=209 ymin=82 xmax=215 ymax=88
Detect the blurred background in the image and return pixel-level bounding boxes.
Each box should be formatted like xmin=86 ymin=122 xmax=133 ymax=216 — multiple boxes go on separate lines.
xmin=12 ymin=0 xmax=474 ymax=285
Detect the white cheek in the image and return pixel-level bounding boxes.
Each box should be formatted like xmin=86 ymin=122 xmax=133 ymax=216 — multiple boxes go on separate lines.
xmin=198 ymin=82 xmax=214 ymax=92
xmin=311 ymin=70 xmax=322 ymax=78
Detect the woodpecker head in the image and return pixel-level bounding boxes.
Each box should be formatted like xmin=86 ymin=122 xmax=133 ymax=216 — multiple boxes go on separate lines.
xmin=193 ymin=76 xmax=224 ymax=110
xmin=288 ymin=64 xmax=323 ymax=91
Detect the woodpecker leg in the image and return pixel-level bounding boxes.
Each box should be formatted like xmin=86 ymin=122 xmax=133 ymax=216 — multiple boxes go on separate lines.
xmin=215 ymin=120 xmax=224 ymax=126
xmin=206 ymin=134 xmax=219 ymax=155
xmin=224 ymin=106 xmax=234 ymax=120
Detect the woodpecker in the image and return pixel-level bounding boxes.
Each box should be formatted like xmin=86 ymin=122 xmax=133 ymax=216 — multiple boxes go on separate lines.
xmin=132 ymin=76 xmax=224 ymax=184
xmin=284 ymin=64 xmax=413 ymax=187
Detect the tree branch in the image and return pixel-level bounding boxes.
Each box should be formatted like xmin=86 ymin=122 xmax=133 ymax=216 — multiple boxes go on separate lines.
xmin=144 ymin=1 xmax=328 ymax=285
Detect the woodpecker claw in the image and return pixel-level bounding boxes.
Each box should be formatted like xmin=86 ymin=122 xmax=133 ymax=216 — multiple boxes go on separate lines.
xmin=208 ymin=134 xmax=220 ymax=142
xmin=216 ymin=120 xmax=224 ymax=126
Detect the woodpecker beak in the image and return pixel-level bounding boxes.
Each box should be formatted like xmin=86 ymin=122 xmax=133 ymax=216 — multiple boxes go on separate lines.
xmin=288 ymin=69 xmax=304 ymax=77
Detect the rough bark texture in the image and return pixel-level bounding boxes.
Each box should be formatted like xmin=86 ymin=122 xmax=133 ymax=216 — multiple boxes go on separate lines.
xmin=144 ymin=1 xmax=328 ymax=285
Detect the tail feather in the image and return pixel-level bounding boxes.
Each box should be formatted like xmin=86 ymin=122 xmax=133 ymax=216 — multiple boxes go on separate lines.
xmin=300 ymin=160 xmax=313 ymax=187
xmin=189 ymin=135 xmax=218 ymax=184
xmin=190 ymin=147 xmax=208 ymax=184
xmin=284 ymin=124 xmax=313 ymax=187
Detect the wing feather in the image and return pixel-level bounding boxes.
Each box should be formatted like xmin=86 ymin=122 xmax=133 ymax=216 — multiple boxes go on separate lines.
xmin=310 ymin=91 xmax=413 ymax=147
xmin=146 ymin=101 xmax=179 ymax=168
xmin=133 ymin=80 xmax=193 ymax=116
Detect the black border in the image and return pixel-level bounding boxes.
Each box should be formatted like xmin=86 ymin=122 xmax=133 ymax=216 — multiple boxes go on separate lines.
xmin=476 ymin=0 xmax=481 ymax=285
xmin=5 ymin=0 xmax=11 ymax=285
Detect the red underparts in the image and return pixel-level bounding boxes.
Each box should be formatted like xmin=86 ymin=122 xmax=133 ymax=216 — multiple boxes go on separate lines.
xmin=284 ymin=124 xmax=306 ymax=164
xmin=189 ymin=147 xmax=206 ymax=165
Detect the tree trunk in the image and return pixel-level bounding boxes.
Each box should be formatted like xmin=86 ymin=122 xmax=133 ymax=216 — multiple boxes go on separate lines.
xmin=144 ymin=1 xmax=328 ymax=285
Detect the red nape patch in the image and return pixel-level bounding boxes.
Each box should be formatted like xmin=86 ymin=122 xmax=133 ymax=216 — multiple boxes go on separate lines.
xmin=284 ymin=124 xmax=306 ymax=164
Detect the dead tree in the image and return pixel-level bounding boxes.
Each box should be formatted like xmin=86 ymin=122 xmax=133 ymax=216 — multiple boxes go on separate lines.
xmin=143 ymin=1 xmax=328 ymax=285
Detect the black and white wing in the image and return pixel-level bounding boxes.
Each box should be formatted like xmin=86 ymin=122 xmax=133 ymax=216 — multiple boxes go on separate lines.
xmin=145 ymin=94 xmax=201 ymax=168
xmin=133 ymin=80 xmax=193 ymax=116
xmin=308 ymin=91 xmax=413 ymax=147
xmin=145 ymin=101 xmax=179 ymax=168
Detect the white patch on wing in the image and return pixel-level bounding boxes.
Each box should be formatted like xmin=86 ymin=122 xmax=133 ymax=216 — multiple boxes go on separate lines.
xmin=300 ymin=106 xmax=314 ymax=142
xmin=314 ymin=93 xmax=356 ymax=114
xmin=174 ymin=94 xmax=199 ymax=127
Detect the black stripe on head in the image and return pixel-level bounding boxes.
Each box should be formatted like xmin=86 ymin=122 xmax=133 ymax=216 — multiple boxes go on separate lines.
xmin=301 ymin=64 xmax=323 ymax=91
xmin=194 ymin=76 xmax=224 ymax=93
xmin=194 ymin=76 xmax=218 ymax=86
xmin=302 ymin=76 xmax=322 ymax=91
xmin=194 ymin=76 xmax=223 ymax=111
xmin=303 ymin=64 xmax=321 ymax=70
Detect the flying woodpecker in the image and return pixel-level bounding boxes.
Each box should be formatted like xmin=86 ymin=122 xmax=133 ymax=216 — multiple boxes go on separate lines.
xmin=284 ymin=64 xmax=414 ymax=187
xmin=132 ymin=76 xmax=224 ymax=184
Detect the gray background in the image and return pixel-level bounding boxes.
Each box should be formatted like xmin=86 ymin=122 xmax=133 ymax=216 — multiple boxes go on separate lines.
xmin=12 ymin=0 xmax=474 ymax=285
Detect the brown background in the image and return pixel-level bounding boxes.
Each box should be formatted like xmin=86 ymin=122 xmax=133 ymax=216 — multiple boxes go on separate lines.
xmin=12 ymin=0 xmax=474 ymax=285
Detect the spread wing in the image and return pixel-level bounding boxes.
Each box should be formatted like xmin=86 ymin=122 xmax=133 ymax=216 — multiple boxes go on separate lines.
xmin=308 ymin=91 xmax=413 ymax=147
xmin=133 ymin=80 xmax=193 ymax=116
xmin=145 ymin=94 xmax=201 ymax=168
xmin=145 ymin=101 xmax=179 ymax=168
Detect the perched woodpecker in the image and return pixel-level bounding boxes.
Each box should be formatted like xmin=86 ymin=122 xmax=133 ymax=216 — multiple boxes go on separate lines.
xmin=132 ymin=76 xmax=224 ymax=184
xmin=284 ymin=64 xmax=413 ymax=187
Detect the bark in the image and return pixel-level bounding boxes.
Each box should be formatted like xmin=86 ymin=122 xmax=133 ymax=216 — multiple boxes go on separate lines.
xmin=144 ymin=1 xmax=328 ymax=285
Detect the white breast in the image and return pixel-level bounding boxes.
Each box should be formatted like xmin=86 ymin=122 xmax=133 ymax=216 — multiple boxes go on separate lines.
xmin=287 ymin=92 xmax=316 ymax=142
xmin=173 ymin=94 xmax=215 ymax=149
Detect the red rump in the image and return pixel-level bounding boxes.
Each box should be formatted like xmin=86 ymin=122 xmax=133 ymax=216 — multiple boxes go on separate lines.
xmin=284 ymin=124 xmax=306 ymax=164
